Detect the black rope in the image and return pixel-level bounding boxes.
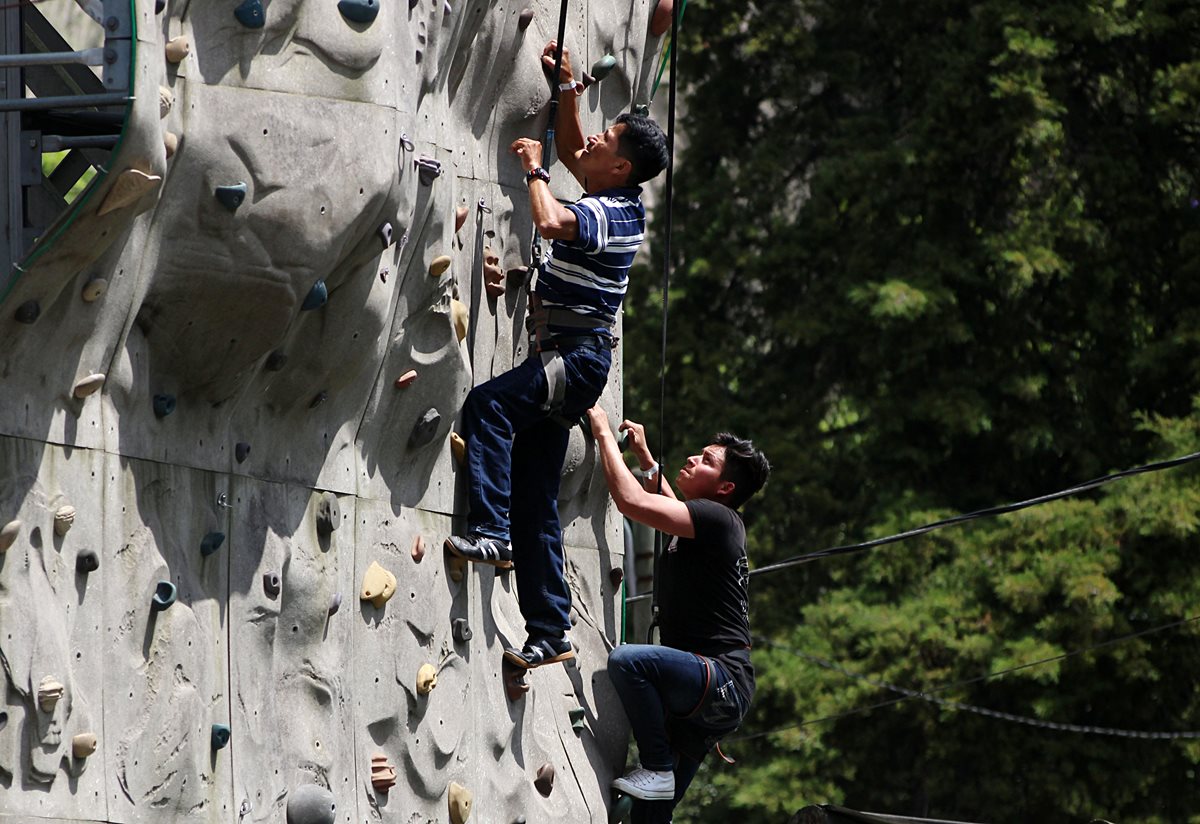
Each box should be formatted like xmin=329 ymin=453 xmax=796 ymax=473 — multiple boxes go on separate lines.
xmin=528 ymin=0 xmax=571 ymax=266
xmin=627 ymin=448 xmax=1200 ymax=604
xmin=647 ymin=0 xmax=680 ymax=644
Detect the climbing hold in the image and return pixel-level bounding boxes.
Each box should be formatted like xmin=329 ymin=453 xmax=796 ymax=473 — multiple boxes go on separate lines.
xmin=316 ymin=492 xmax=341 ymax=535
xmin=0 ymin=520 xmax=20 ymax=552
xmin=518 ymin=7 xmax=534 ymax=30
xmin=82 ymin=276 xmax=107 ymax=302
xmin=302 ymin=279 xmax=328 ymax=311
xmin=200 ymin=532 xmax=225 ymax=557
xmin=452 ymin=618 xmax=472 ymax=643
xmin=609 ymin=793 xmax=634 ymax=823
xmin=399 ymin=132 xmax=415 ymax=152
xmin=286 ymin=784 xmax=336 ymax=824
xmin=76 ymin=549 xmax=99 ymax=573
xmin=633 ymin=103 xmax=650 ymax=117
xmin=580 ymin=71 xmax=596 ymax=87
xmin=447 ymin=555 xmax=467 ymax=583
xmin=211 ymin=723 xmax=231 ymax=750
xmin=483 ymin=245 xmax=505 ymax=297
xmin=443 ymin=0 xmax=452 ymax=13
xmin=15 ymin=300 xmax=39 ymax=324
xmin=370 ymin=753 xmax=396 ymax=792
xmin=72 ymin=374 xmax=106 ymax=400
xmin=164 ymin=36 xmax=190 ymax=63
xmin=37 ymin=677 xmax=65 ymax=712
xmin=263 ymin=572 xmax=281 ymax=598
xmin=53 ymin=505 xmax=76 ymax=536
xmin=215 ymin=182 xmax=247 ymax=211
xmin=155 ymin=0 xmax=165 ymax=13
xmin=153 ymin=393 xmax=176 ymax=418
xmin=158 ymin=86 xmax=173 ymax=118
xmin=590 ymin=54 xmax=618 ymax=82
xmin=394 ymin=369 xmax=418 ymax=389
xmin=451 ymin=299 xmax=468 ymax=343
xmin=415 ymin=156 xmax=442 ymax=185
xmin=72 ymin=732 xmax=98 ymax=758
xmin=650 ymin=0 xmax=674 ymax=36
xmin=428 ymin=254 xmax=452 ymax=277
xmin=235 ymin=442 xmax=251 ymax=463
xmin=378 ymin=267 xmax=389 ymax=283
xmin=411 ymin=534 xmax=425 ymax=562
xmin=99 ymin=169 xmax=162 ymax=216
xmin=328 ymin=593 xmax=343 ymax=616
xmin=450 ymin=432 xmax=466 ymax=465
xmin=265 ymin=350 xmax=288 ymax=371
xmin=163 ymin=131 xmax=179 ymax=158
xmin=361 ymin=560 xmax=397 ymax=608
xmin=507 ymin=265 xmax=531 ymax=289
xmin=408 ymin=408 xmax=441 ymax=449
xmin=448 ymin=781 xmax=472 ymax=824
xmin=309 ymin=390 xmax=328 ymax=410
xmin=534 ymin=763 xmax=555 ymax=796
xmin=416 ymin=662 xmax=438 ymax=694
xmin=233 ymin=0 xmax=265 ymax=29
xmin=502 ymin=660 xmax=529 ymax=701
xmin=152 ymin=580 xmax=177 ymax=611
xmin=455 ymin=205 xmax=469 ymax=233
xmin=609 ymin=567 xmax=624 ymax=588
xmin=377 ymin=221 xmax=393 ymax=248
xmin=337 ymin=0 xmax=379 ymax=25
xmin=568 ymin=706 xmax=586 ymax=733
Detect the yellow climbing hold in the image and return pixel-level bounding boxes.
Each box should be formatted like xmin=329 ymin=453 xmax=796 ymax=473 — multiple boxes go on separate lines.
xmin=451 ymin=299 xmax=468 ymax=343
xmin=450 ymin=432 xmax=466 ymax=465
xmin=448 ymin=781 xmax=473 ymax=824
xmin=416 ymin=662 xmax=438 ymax=695
xmin=360 ymin=561 xmax=397 ymax=608
xmin=429 ymin=255 xmax=452 ymax=277
xmin=98 ymin=169 xmax=162 ymax=216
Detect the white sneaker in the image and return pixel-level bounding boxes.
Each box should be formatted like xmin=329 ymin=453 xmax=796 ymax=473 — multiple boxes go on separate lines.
xmin=611 ymin=767 xmax=675 ymax=801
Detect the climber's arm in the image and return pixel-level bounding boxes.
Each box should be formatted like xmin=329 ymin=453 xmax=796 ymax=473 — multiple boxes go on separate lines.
xmin=541 ymin=40 xmax=587 ymax=185
xmin=511 ymin=138 xmax=578 ymax=242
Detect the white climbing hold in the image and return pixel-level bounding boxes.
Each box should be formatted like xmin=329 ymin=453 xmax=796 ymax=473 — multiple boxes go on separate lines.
xmin=360 ymin=561 xmax=397 ymax=608
xmin=98 ymin=169 xmax=162 ymax=216
xmin=37 ymin=677 xmax=65 ymax=712
xmin=72 ymin=373 xmax=106 ymax=398
xmin=165 ymin=36 xmax=190 ymax=63
xmin=158 ymin=85 xmax=174 ymax=118
xmin=0 ymin=520 xmax=20 ymax=553
xmin=163 ymin=131 xmax=179 ymax=158
xmin=53 ymin=505 xmax=76 ymax=536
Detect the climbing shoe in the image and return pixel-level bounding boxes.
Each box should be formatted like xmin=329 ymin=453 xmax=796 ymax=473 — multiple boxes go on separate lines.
xmin=503 ymin=635 xmax=575 ymax=669
xmin=443 ymin=534 xmax=514 ymax=569
xmin=611 ymin=767 xmax=675 ymax=801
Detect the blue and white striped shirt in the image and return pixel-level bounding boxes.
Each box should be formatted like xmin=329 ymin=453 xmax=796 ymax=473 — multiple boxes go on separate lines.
xmin=533 ymin=186 xmax=645 ymax=333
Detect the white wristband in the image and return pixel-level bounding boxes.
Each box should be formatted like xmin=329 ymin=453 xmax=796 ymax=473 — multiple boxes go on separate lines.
xmin=642 ymin=462 xmax=659 ymax=480
xmin=558 ymin=80 xmax=580 ymax=94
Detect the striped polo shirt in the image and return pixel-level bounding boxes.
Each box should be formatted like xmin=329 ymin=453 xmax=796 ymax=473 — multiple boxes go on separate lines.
xmin=533 ymin=186 xmax=645 ymax=334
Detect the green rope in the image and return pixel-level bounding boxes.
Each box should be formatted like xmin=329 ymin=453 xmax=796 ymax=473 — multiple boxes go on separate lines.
xmin=649 ymin=0 xmax=688 ymax=101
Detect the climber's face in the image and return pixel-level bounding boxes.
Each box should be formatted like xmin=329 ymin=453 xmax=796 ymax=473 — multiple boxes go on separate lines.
xmin=580 ymin=123 xmax=633 ymax=188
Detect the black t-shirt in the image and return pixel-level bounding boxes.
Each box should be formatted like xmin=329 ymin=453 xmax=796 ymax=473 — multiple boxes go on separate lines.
xmin=658 ymin=498 xmax=756 ymax=705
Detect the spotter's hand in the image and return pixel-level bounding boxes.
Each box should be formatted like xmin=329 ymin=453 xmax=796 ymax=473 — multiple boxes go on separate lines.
xmin=510 ymin=138 xmax=544 ymax=173
xmin=586 ymin=406 xmax=610 ymax=439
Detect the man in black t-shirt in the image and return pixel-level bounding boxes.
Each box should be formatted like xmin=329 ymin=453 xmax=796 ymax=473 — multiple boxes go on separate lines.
xmin=586 ymin=407 xmax=770 ymax=823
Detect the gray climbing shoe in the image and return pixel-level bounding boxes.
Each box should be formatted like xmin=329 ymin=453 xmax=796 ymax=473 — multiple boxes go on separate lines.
xmin=443 ymin=534 xmax=514 ymax=569
xmin=612 ymin=767 xmax=675 ymax=801
xmin=503 ymin=635 xmax=575 ymax=669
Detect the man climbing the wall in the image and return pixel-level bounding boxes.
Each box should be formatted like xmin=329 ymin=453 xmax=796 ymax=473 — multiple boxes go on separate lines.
xmin=585 ymin=409 xmax=769 ymax=822
xmin=443 ymin=41 xmax=669 ymax=670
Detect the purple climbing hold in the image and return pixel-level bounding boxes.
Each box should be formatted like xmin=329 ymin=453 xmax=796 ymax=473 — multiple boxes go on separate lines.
xmin=201 ymin=532 xmax=225 ymax=557
xmin=76 ymin=550 xmax=99 ymax=574
xmin=415 ymin=156 xmax=442 ymax=185
xmin=235 ymin=442 xmax=251 ymax=463
xmin=378 ymin=222 xmax=393 ymax=248
xmin=15 ymin=300 xmax=40 ymax=324
xmin=263 ymin=572 xmax=281 ymax=598
xmin=153 ymin=393 xmax=176 ymax=418
xmin=302 ymin=279 xmax=328 ymax=311
xmin=338 ymin=0 xmax=379 ymax=25
xmin=265 ymin=350 xmax=288 ymax=371
xmin=233 ymin=0 xmax=264 ymax=29
xmin=215 ymin=182 xmax=247 ymax=210
xmin=151 ymin=580 xmax=177 ymax=611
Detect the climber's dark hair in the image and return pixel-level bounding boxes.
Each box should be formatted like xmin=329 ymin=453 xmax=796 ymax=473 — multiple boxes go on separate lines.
xmin=614 ymin=113 xmax=669 ymax=185
xmin=713 ymin=432 xmax=770 ymax=509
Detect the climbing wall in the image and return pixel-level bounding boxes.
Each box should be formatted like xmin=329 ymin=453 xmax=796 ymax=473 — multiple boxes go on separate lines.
xmin=0 ymin=1 xmax=669 ymax=822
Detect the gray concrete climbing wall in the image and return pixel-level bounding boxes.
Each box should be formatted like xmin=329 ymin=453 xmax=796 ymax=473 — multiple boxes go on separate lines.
xmin=0 ymin=1 xmax=668 ymax=821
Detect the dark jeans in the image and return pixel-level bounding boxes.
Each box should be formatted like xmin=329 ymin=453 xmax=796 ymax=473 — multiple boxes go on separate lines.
xmin=608 ymin=644 xmax=749 ymax=824
xmin=460 ymin=340 xmax=611 ymax=639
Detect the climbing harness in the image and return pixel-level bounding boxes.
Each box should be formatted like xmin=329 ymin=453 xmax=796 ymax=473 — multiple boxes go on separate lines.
xmin=524 ymin=294 xmax=617 ymax=418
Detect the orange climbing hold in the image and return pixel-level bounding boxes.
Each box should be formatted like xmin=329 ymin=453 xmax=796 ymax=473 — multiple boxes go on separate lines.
xmin=394 ymin=369 xmax=418 ymax=389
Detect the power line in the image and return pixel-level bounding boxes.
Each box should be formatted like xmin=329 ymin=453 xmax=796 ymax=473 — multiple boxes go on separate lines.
xmin=728 ymin=614 xmax=1200 ymax=742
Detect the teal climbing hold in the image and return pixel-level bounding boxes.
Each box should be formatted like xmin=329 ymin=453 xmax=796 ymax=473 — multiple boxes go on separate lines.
xmin=153 ymin=394 xmax=176 ymax=418
xmin=211 ymin=723 xmax=231 ymax=750
xmin=302 ymin=280 xmax=328 ymax=311
xmin=15 ymin=300 xmax=40 ymax=324
xmin=151 ymin=580 xmax=177 ymax=611
xmin=609 ymin=793 xmax=633 ymax=823
xmin=215 ymin=182 xmax=247 ymax=210
xmin=200 ymin=532 xmax=225 ymax=557
xmin=590 ymin=54 xmax=617 ymax=82
xmin=568 ymin=706 xmax=586 ymax=732
xmin=234 ymin=0 xmax=264 ymax=29
xmin=338 ymin=0 xmax=378 ymax=24
xmin=633 ymin=103 xmax=650 ymax=117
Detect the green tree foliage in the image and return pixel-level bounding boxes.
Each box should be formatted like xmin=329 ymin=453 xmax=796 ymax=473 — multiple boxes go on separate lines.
xmin=622 ymin=1 xmax=1200 ymax=820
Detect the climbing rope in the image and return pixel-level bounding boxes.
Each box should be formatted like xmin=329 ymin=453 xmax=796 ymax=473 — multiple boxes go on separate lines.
xmin=649 ymin=0 xmax=688 ymax=101
xmin=527 ymin=0 xmax=571 ymax=267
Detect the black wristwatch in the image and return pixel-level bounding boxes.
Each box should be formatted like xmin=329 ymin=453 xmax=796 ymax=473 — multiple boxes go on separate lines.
xmin=525 ymin=166 xmax=550 ymax=185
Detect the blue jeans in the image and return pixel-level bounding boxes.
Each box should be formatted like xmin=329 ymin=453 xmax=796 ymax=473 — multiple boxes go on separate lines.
xmin=460 ymin=340 xmax=611 ymax=639
xmin=608 ymin=644 xmax=748 ymax=823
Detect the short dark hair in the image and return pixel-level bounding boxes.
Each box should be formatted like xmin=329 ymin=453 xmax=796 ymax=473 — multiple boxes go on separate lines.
xmin=713 ymin=433 xmax=770 ymax=509
xmin=614 ymin=113 xmax=668 ymax=185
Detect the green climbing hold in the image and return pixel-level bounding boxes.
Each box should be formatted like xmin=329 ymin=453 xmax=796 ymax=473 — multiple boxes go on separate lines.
xmin=234 ymin=0 xmax=264 ymax=29
xmin=201 ymin=532 xmax=225 ymax=557
xmin=568 ymin=705 xmax=586 ymax=732
xmin=338 ymin=0 xmax=378 ymax=24
xmin=151 ymin=580 xmax=177 ymax=611
xmin=302 ymin=280 xmax=328 ymax=311
xmin=215 ymin=182 xmax=247 ymax=210
xmin=590 ymin=54 xmax=617 ymax=82
xmin=609 ymin=793 xmax=633 ymax=823
xmin=211 ymin=723 xmax=231 ymax=750
xmin=153 ymin=394 xmax=176 ymax=418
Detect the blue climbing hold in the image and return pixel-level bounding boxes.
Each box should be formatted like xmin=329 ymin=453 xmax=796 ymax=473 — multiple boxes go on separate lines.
xmin=155 ymin=0 xmax=166 ymax=12
xmin=590 ymin=54 xmax=618 ymax=82
xmin=338 ymin=0 xmax=379 ymax=25
xmin=153 ymin=394 xmax=176 ymax=418
xmin=151 ymin=580 xmax=177 ymax=611
xmin=215 ymin=182 xmax=247 ymax=210
xmin=211 ymin=723 xmax=231 ymax=750
xmin=201 ymin=532 xmax=226 ymax=557
xmin=302 ymin=280 xmax=328 ymax=311
xmin=233 ymin=0 xmax=264 ymax=29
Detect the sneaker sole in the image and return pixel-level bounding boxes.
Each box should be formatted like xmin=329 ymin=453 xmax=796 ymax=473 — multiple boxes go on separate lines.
xmin=611 ymin=777 xmax=675 ymax=801
xmin=443 ymin=537 xmax=514 ymax=570
xmin=502 ymin=647 xmax=576 ymax=670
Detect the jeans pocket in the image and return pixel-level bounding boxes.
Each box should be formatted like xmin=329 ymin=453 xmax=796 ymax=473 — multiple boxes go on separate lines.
xmin=561 ymin=347 xmax=612 ymax=414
